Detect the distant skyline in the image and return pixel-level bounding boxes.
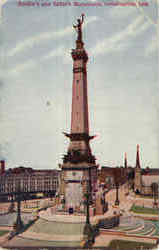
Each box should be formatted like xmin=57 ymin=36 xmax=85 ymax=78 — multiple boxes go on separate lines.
xmin=0 ymin=0 xmax=158 ymax=169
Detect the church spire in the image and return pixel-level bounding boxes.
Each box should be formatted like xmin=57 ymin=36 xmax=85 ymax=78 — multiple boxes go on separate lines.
xmin=124 ymin=152 xmax=127 ymax=168
xmin=136 ymin=144 xmax=141 ymax=168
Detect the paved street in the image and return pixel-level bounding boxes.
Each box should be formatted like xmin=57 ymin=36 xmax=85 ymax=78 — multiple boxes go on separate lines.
xmin=1 ymin=185 xmax=159 ymax=248
xmin=105 ymin=184 xmax=134 ymax=216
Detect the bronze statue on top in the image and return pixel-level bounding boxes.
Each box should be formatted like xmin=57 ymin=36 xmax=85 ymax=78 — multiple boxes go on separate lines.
xmin=73 ymin=14 xmax=85 ymax=42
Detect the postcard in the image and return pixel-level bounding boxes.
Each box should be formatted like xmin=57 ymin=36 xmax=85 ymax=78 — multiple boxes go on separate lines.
xmin=0 ymin=0 xmax=158 ymax=248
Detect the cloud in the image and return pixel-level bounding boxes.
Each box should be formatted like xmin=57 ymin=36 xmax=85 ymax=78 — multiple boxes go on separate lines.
xmin=8 ymin=46 xmax=67 ymax=75
xmin=0 ymin=0 xmax=8 ymax=19
xmin=0 ymin=79 xmax=3 ymax=88
xmin=109 ymin=5 xmax=137 ymax=19
xmin=42 ymin=45 xmax=72 ymax=64
xmin=108 ymin=0 xmax=158 ymax=26
xmin=7 ymin=26 xmax=72 ymax=57
xmin=90 ymin=15 xmax=150 ymax=56
xmin=135 ymin=0 xmax=158 ymax=26
xmin=42 ymin=46 xmax=65 ymax=60
xmin=84 ymin=15 xmax=99 ymax=24
xmin=7 ymin=15 xmax=99 ymax=57
xmin=9 ymin=59 xmax=37 ymax=75
xmin=145 ymin=35 xmax=159 ymax=56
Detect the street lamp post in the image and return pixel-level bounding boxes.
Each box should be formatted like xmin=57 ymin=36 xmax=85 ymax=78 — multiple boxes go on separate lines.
xmin=83 ymin=190 xmax=94 ymax=248
xmin=15 ymin=194 xmax=23 ymax=231
xmin=151 ymin=183 xmax=158 ymax=208
xmin=82 ymin=169 xmax=95 ymax=247
xmin=14 ymin=179 xmax=23 ymax=232
xmin=85 ymin=192 xmax=90 ymax=224
xmin=114 ymin=168 xmax=121 ymax=206
xmin=115 ymin=182 xmax=119 ymax=206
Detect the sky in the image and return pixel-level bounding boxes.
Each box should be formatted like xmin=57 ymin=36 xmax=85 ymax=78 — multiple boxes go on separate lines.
xmin=0 ymin=0 xmax=158 ymax=170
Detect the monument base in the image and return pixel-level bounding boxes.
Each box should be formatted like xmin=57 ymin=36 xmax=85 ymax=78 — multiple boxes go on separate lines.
xmin=59 ymin=162 xmax=98 ymax=213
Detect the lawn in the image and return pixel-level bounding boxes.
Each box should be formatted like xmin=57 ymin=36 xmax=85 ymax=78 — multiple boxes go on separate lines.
xmin=0 ymin=230 xmax=9 ymax=237
xmin=130 ymin=204 xmax=159 ymax=215
xmin=108 ymin=239 xmax=156 ymax=250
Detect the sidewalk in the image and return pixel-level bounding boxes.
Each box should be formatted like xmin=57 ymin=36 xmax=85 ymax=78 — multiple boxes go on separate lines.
xmin=94 ymin=233 xmax=158 ymax=247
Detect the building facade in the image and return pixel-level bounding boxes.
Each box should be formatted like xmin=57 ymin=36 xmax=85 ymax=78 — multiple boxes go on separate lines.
xmin=134 ymin=145 xmax=159 ymax=195
xmin=0 ymin=160 xmax=5 ymax=175
xmin=0 ymin=167 xmax=60 ymax=201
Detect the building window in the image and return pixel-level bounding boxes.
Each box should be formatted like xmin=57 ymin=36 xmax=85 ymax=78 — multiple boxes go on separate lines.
xmin=77 ymin=80 xmax=79 ymax=84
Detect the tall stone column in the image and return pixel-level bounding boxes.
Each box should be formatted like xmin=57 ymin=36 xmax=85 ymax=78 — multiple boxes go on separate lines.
xmin=60 ymin=15 xmax=98 ymax=212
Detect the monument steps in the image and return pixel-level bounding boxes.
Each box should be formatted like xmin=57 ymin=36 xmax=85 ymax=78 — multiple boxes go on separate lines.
xmin=147 ymin=226 xmax=157 ymax=237
xmin=118 ymin=223 xmax=144 ymax=233
xmin=101 ymin=216 xmax=159 ymax=239
xmin=127 ymin=222 xmax=155 ymax=236
xmin=151 ymin=228 xmax=159 ymax=237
